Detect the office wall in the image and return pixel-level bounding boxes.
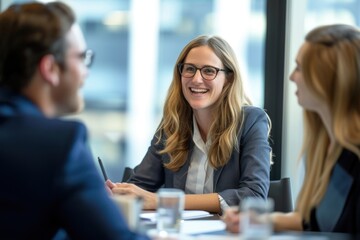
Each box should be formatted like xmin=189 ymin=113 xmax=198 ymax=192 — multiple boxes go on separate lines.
xmin=1 ymin=0 xmax=12 ymax=10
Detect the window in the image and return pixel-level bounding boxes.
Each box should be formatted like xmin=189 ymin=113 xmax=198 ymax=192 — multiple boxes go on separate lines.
xmin=306 ymin=0 xmax=360 ymax=30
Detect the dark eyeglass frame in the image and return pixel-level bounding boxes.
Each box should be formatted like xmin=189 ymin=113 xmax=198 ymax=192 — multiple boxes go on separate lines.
xmin=79 ymin=49 xmax=95 ymax=68
xmin=177 ymin=63 xmax=227 ymax=81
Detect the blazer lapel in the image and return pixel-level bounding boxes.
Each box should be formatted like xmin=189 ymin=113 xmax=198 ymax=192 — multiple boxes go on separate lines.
xmin=316 ymin=162 xmax=353 ymax=232
xmin=172 ymin=144 xmax=194 ymax=190
xmin=213 ymin=166 xmax=224 ymax=191
xmin=172 ymin=160 xmax=190 ymax=189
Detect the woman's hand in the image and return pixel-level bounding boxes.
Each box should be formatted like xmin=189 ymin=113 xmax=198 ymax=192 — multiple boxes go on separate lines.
xmin=222 ymin=207 xmax=240 ymax=233
xmin=222 ymin=206 xmax=303 ymax=234
xmin=108 ymin=182 xmax=157 ymax=210
xmin=105 ymin=179 xmax=116 ymax=195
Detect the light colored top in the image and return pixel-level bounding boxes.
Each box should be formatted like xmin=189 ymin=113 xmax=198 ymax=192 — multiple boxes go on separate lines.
xmin=185 ymin=115 xmax=214 ymax=194
xmin=185 ymin=116 xmax=230 ymax=212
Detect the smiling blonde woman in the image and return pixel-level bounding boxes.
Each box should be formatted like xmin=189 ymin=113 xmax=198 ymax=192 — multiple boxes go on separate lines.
xmin=107 ymin=35 xmax=272 ymax=214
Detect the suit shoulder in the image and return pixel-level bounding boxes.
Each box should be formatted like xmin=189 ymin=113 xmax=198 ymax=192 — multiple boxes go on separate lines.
xmin=242 ymin=105 xmax=268 ymax=119
xmin=239 ymin=105 xmax=270 ymax=135
xmin=48 ymin=118 xmax=86 ymax=131
xmin=25 ymin=116 xmax=88 ymax=139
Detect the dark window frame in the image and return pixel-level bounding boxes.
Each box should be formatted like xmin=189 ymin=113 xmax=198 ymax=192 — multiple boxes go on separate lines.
xmin=264 ymin=0 xmax=287 ymax=180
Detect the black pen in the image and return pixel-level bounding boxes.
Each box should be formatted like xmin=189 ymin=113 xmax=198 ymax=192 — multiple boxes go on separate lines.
xmin=97 ymin=157 xmax=108 ymax=181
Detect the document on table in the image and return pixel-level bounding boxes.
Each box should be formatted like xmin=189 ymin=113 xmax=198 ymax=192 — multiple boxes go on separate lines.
xmin=194 ymin=235 xmax=302 ymax=240
xmin=181 ymin=220 xmax=225 ymax=235
xmin=140 ymin=210 xmax=213 ymax=222
xmin=147 ymin=220 xmax=226 ymax=238
xmin=195 ymin=234 xmax=327 ymax=240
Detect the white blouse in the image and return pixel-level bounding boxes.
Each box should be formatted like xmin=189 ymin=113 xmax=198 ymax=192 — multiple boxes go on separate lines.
xmin=185 ymin=116 xmax=214 ymax=194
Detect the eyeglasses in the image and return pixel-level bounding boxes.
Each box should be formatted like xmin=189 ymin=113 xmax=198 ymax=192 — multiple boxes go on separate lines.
xmin=78 ymin=49 xmax=95 ymax=68
xmin=177 ymin=63 xmax=227 ymax=81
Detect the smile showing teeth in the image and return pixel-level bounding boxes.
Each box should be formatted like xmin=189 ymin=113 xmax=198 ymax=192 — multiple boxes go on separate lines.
xmin=190 ymin=87 xmax=208 ymax=93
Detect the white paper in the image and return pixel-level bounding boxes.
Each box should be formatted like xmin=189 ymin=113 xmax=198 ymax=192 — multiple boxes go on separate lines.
xmin=194 ymin=234 xmax=326 ymax=240
xmin=147 ymin=231 xmax=308 ymax=240
xmin=146 ymin=220 xmax=226 ymax=239
xmin=195 ymin=235 xmax=238 ymax=240
xmin=181 ymin=220 xmax=226 ymax=235
xmin=140 ymin=210 xmax=213 ymax=222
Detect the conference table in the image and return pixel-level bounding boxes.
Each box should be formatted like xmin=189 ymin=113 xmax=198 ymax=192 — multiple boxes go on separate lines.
xmin=139 ymin=211 xmax=353 ymax=240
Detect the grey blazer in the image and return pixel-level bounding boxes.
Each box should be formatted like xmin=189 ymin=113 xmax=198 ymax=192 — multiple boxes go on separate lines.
xmin=128 ymin=106 xmax=271 ymax=207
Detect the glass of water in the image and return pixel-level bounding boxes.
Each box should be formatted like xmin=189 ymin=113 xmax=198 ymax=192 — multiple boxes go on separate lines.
xmin=156 ymin=188 xmax=185 ymax=235
xmin=240 ymin=197 xmax=274 ymax=240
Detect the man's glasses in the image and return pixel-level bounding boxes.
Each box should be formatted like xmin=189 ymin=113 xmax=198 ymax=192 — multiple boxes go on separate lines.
xmin=178 ymin=63 xmax=227 ymax=81
xmin=78 ymin=49 xmax=94 ymax=68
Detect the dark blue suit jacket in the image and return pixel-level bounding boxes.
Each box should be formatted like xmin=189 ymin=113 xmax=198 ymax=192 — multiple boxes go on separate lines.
xmin=0 ymin=89 xmax=149 ymax=240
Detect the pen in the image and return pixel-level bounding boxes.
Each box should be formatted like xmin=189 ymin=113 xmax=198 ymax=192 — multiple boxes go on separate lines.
xmin=97 ymin=157 xmax=108 ymax=181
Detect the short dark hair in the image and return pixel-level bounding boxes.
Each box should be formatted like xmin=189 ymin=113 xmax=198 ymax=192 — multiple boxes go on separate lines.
xmin=0 ymin=1 xmax=75 ymax=91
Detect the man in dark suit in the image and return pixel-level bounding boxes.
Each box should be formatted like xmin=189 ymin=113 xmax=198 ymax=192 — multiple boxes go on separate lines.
xmin=0 ymin=2 xmax=149 ymax=239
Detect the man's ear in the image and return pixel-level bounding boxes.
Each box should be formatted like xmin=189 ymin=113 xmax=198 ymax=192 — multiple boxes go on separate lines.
xmin=38 ymin=54 xmax=60 ymax=86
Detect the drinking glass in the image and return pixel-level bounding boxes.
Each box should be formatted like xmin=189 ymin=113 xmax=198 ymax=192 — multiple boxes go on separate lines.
xmin=240 ymin=197 xmax=274 ymax=240
xmin=156 ymin=188 xmax=185 ymax=235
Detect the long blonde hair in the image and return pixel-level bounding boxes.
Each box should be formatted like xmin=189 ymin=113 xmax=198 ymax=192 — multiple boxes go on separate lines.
xmin=296 ymin=24 xmax=360 ymax=221
xmin=156 ymin=35 xmax=251 ymax=171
